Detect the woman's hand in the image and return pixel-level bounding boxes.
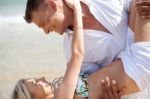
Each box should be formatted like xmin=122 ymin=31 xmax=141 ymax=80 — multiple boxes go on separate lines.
xmin=64 ymin=0 xmax=74 ymax=9
xmin=64 ymin=0 xmax=82 ymax=15
xmin=101 ymin=77 xmax=121 ymax=99
xmin=135 ymin=0 xmax=150 ymax=19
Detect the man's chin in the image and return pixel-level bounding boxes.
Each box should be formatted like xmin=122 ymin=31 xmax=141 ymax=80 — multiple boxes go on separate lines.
xmin=56 ymin=31 xmax=64 ymax=35
xmin=59 ymin=32 xmax=64 ymax=35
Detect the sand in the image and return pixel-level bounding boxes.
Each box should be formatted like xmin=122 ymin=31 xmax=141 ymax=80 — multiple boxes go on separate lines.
xmin=0 ymin=22 xmax=66 ymax=99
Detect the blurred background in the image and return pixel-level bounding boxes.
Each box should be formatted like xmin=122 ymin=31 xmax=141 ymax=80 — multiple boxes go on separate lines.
xmin=0 ymin=0 xmax=66 ymax=98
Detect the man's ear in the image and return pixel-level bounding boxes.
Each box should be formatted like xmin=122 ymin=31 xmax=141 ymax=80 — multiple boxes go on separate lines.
xmin=47 ymin=0 xmax=57 ymax=11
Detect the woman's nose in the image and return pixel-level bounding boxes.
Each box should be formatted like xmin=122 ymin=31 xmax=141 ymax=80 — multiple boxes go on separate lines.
xmin=38 ymin=77 xmax=46 ymax=82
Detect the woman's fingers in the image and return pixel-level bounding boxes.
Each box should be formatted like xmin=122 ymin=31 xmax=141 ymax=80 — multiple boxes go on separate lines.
xmin=136 ymin=5 xmax=150 ymax=11
xmin=136 ymin=0 xmax=150 ymax=6
xmin=64 ymin=0 xmax=81 ymax=10
xmin=136 ymin=1 xmax=150 ymax=19
xmin=64 ymin=0 xmax=74 ymax=9
xmin=138 ymin=11 xmax=150 ymax=18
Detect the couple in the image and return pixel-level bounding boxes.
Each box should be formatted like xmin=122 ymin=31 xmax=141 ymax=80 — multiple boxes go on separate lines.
xmin=12 ymin=0 xmax=150 ymax=99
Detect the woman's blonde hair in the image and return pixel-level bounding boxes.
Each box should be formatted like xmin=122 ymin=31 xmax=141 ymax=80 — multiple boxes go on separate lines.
xmin=12 ymin=79 xmax=32 ymax=99
xmin=12 ymin=76 xmax=64 ymax=99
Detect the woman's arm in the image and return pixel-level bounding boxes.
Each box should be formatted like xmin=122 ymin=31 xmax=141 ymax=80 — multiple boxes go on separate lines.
xmin=55 ymin=0 xmax=84 ymax=99
xmin=129 ymin=0 xmax=150 ymax=33
xmin=134 ymin=0 xmax=150 ymax=42
xmin=128 ymin=0 xmax=137 ymax=32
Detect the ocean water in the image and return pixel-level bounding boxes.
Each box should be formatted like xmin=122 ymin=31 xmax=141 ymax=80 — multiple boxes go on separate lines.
xmin=0 ymin=1 xmax=66 ymax=99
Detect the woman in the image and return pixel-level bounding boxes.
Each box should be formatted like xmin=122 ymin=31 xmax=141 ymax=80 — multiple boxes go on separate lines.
xmin=12 ymin=76 xmax=119 ymax=99
xmin=12 ymin=1 xmax=150 ymax=97
xmin=13 ymin=0 xmax=150 ymax=99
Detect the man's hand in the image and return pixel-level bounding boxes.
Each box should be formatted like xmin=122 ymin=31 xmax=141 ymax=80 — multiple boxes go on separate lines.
xmin=101 ymin=77 xmax=121 ymax=99
xmin=136 ymin=0 xmax=150 ymax=19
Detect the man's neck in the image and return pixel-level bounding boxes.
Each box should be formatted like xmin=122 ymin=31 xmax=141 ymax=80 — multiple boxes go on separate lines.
xmin=65 ymin=0 xmax=103 ymax=31
xmin=81 ymin=1 xmax=110 ymax=32
xmin=66 ymin=1 xmax=91 ymax=30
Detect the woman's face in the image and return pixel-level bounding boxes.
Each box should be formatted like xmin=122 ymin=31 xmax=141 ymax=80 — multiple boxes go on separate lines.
xmin=24 ymin=77 xmax=54 ymax=99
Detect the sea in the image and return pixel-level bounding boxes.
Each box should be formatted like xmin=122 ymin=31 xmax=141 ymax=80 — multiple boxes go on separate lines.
xmin=0 ymin=0 xmax=66 ymax=99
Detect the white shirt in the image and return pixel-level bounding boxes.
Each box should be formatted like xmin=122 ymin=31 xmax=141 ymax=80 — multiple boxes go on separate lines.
xmin=63 ymin=0 xmax=132 ymax=74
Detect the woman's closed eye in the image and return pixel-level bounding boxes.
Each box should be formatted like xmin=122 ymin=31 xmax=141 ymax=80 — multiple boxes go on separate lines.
xmin=32 ymin=80 xmax=37 ymax=86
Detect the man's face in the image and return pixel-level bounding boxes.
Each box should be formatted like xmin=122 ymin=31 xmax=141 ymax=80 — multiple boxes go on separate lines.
xmin=31 ymin=1 xmax=67 ymax=35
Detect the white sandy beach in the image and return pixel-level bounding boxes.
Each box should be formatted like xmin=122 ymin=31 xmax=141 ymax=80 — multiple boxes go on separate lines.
xmin=0 ymin=22 xmax=66 ymax=99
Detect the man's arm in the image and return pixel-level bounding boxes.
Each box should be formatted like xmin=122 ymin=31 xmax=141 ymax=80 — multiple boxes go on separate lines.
xmin=55 ymin=0 xmax=84 ymax=99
